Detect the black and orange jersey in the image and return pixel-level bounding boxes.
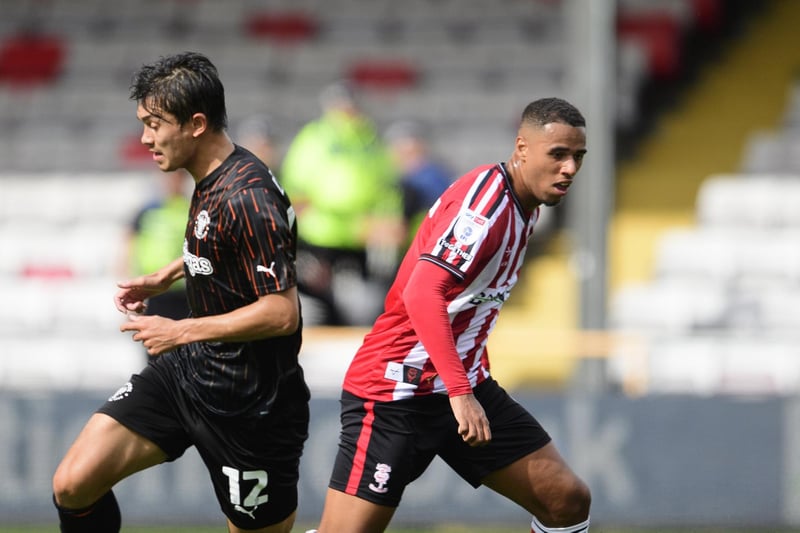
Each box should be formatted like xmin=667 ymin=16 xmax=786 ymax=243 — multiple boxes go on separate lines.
xmin=166 ymin=145 xmax=306 ymax=417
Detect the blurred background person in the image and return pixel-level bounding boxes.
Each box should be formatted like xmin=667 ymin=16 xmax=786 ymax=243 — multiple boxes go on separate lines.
xmin=235 ymin=113 xmax=281 ymax=169
xmin=280 ymin=80 xmax=404 ymax=326
xmin=385 ymin=119 xmax=454 ymax=247
xmin=118 ymin=170 xmax=191 ymax=361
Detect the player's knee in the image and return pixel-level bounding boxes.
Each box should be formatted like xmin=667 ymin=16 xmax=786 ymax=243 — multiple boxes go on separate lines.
xmin=566 ymin=477 xmax=591 ymax=518
xmin=540 ymin=476 xmax=591 ymax=526
xmin=52 ymin=463 xmax=92 ymax=509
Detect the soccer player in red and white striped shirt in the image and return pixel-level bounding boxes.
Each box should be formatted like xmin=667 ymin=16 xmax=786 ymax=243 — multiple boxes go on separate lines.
xmin=314 ymin=98 xmax=591 ymax=533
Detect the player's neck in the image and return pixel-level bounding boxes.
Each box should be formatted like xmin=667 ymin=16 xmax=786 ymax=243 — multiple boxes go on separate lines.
xmin=189 ymin=134 xmax=235 ymax=184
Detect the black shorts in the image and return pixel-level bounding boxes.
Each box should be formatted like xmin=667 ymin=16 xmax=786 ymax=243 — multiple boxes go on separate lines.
xmin=97 ymin=360 xmax=309 ymax=529
xmin=328 ymin=377 xmax=551 ymax=507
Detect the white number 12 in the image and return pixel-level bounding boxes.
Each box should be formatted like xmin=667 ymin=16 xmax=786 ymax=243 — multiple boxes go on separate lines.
xmin=222 ymin=466 xmax=269 ymax=508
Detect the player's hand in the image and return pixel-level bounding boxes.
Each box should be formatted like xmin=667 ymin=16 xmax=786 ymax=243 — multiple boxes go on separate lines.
xmin=120 ymin=314 xmax=183 ymax=356
xmin=114 ymin=275 xmax=170 ymax=314
xmin=449 ymin=393 xmax=491 ymax=447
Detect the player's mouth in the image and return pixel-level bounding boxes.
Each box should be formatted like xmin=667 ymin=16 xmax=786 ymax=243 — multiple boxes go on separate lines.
xmin=553 ymin=181 xmax=572 ymax=195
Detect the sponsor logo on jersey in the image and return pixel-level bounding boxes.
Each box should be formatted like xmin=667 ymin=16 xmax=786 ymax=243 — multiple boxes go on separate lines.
xmin=183 ymin=240 xmax=214 ymax=277
xmin=453 ymin=210 xmax=487 ymax=245
xmin=108 ymin=382 xmax=133 ymax=402
xmin=369 ymin=463 xmax=392 ymax=494
xmin=194 ymin=209 xmax=211 ymax=240
xmin=437 ymin=238 xmax=474 ymax=262
xmin=469 ymin=288 xmax=510 ymax=306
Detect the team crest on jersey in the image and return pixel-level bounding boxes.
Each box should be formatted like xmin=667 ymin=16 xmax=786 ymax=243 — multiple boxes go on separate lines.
xmin=453 ymin=210 xmax=487 ymax=245
xmin=194 ymin=209 xmax=211 ymax=239
xmin=384 ymin=362 xmax=422 ymax=385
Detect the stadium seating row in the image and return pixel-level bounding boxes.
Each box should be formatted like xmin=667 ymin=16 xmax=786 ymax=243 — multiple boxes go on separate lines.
xmin=611 ymin=277 xmax=800 ymax=333
xmin=608 ymin=333 xmax=800 ymax=396
xmin=612 ymin=177 xmax=800 ymax=328
xmin=0 ymin=333 xmax=142 ymax=390
xmin=695 ymin=173 xmax=800 ymax=228
xmin=0 ymin=0 xmax=717 ymax=173
xmin=0 ymin=172 xmax=158 ymax=224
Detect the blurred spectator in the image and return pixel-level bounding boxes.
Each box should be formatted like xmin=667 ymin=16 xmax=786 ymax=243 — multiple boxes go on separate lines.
xmin=280 ymin=80 xmax=403 ymax=326
xmin=236 ymin=113 xmax=281 ymax=169
xmin=385 ymin=119 xmax=453 ymax=245
xmin=119 ymin=170 xmax=191 ymax=360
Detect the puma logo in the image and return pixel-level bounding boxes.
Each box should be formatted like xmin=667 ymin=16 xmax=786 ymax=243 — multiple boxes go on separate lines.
xmin=256 ymin=262 xmax=276 ymax=278
xmin=234 ymin=504 xmax=257 ymax=520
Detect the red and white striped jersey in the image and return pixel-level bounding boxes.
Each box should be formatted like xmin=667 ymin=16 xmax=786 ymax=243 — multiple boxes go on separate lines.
xmin=343 ymin=163 xmax=539 ymax=401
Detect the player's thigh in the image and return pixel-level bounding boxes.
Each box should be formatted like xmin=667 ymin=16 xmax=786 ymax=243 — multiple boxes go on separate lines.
xmin=53 ymin=412 xmax=167 ymax=507
xmin=481 ymin=442 xmax=590 ymax=519
xmin=55 ymin=366 xmax=190 ymax=508
xmin=439 ymin=378 xmax=551 ymax=488
xmin=318 ymin=488 xmax=396 ymax=533
xmin=328 ymin=392 xmax=440 ymax=508
xmin=197 ymin=399 xmax=309 ymax=530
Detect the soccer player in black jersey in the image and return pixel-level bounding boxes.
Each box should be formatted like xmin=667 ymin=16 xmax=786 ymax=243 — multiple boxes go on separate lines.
xmin=52 ymin=52 xmax=310 ymax=533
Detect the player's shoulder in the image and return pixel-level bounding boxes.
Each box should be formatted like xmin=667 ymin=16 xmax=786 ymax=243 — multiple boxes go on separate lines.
xmin=221 ymin=151 xmax=275 ymax=190
xmin=444 ymin=163 xmax=504 ymax=198
xmin=449 ymin=163 xmax=501 ymax=188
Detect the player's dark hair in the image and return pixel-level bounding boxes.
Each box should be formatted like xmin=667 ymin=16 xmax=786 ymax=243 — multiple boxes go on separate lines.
xmin=521 ymin=97 xmax=585 ymax=129
xmin=130 ymin=51 xmax=228 ymax=131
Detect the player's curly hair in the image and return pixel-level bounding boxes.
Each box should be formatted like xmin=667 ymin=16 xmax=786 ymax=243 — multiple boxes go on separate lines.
xmin=130 ymin=51 xmax=228 ymax=131
xmin=522 ymin=97 xmax=585 ymax=129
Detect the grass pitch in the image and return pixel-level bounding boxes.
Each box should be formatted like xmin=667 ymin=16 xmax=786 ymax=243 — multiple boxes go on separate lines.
xmin=2 ymin=526 xmax=800 ymax=533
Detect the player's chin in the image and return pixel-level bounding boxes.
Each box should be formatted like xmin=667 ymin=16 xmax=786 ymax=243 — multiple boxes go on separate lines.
xmin=543 ymin=196 xmax=563 ymax=207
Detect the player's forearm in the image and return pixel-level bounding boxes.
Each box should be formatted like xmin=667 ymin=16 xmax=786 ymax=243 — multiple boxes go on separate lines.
xmin=403 ymin=261 xmax=473 ymax=397
xmin=178 ymin=286 xmax=299 ymax=344
xmin=156 ymin=257 xmax=186 ymax=288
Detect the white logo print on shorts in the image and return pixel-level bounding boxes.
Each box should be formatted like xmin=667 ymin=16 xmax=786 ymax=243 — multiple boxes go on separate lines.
xmin=368 ymin=463 xmax=392 ymax=494
xmin=108 ymin=382 xmax=133 ymax=402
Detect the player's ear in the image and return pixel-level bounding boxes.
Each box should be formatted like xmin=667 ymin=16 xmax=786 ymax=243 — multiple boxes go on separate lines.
xmin=514 ymin=133 xmax=528 ymax=161
xmin=190 ymin=113 xmax=207 ymax=138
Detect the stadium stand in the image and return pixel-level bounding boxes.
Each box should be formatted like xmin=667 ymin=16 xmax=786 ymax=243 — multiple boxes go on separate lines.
xmin=2 ymin=0 xmax=796 ymax=396
xmin=0 ymin=0 xmax=591 ymax=391
xmin=600 ymin=0 xmax=800 ymax=395
xmin=610 ymin=81 xmax=800 ymax=395
xmin=0 ymin=0 xmax=649 ymax=175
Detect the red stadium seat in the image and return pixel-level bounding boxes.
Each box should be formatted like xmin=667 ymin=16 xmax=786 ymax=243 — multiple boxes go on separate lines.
xmin=0 ymin=34 xmax=65 ymax=85
xmin=21 ymin=264 xmax=74 ymax=279
xmin=690 ymin=0 xmax=723 ymax=34
xmin=346 ymin=59 xmax=419 ymax=90
xmin=617 ymin=13 xmax=683 ymax=80
xmin=245 ymin=11 xmax=318 ymax=43
xmin=119 ymin=134 xmax=152 ymax=166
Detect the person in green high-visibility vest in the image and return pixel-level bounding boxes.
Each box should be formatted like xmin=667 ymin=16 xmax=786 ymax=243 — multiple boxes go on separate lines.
xmin=281 ymin=81 xmax=404 ymax=326
xmin=122 ymin=170 xmax=191 ymax=359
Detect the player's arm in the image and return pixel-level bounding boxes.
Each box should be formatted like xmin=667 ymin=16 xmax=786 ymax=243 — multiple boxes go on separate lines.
xmin=115 ymin=257 xmax=185 ymax=314
xmin=177 ymin=286 xmax=299 ymax=343
xmin=120 ymin=286 xmax=299 ymax=356
xmin=403 ymin=259 xmax=491 ymax=446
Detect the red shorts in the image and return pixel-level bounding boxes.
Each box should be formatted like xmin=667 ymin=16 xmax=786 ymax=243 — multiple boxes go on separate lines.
xmin=328 ymin=377 xmax=551 ymax=507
